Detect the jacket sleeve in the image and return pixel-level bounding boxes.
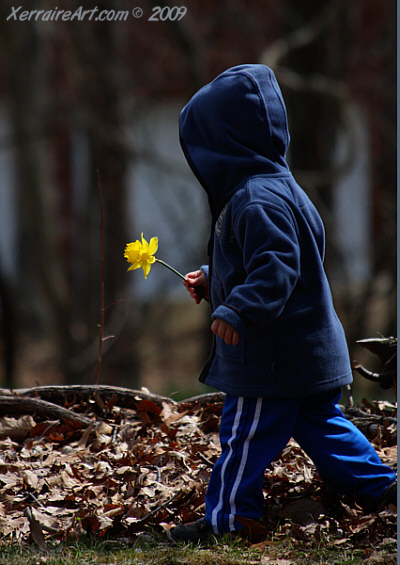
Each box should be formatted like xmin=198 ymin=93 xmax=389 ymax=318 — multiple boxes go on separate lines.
xmin=200 ymin=264 xmax=209 ymax=282
xmin=211 ymin=203 xmax=300 ymax=333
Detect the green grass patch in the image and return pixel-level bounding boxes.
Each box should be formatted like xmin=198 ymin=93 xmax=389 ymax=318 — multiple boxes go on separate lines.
xmin=0 ymin=533 xmax=396 ymax=565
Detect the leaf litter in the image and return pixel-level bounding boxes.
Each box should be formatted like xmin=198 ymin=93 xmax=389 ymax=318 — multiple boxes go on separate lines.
xmin=0 ymin=388 xmax=396 ymax=559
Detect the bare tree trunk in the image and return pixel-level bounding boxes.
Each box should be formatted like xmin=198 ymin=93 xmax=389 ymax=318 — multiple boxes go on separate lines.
xmin=65 ymin=19 xmax=139 ymax=385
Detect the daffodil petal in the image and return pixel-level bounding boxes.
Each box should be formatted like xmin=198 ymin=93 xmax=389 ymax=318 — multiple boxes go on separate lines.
xmin=140 ymin=233 xmax=149 ymax=252
xmin=142 ymin=262 xmax=152 ymax=279
xmin=148 ymin=236 xmax=158 ymax=256
xmin=124 ymin=241 xmax=143 ymax=266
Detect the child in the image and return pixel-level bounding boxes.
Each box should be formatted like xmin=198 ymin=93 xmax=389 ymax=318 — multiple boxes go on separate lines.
xmin=168 ymin=64 xmax=396 ymax=542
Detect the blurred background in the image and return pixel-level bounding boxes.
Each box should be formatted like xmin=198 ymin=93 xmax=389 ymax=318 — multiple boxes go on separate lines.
xmin=0 ymin=0 xmax=396 ymax=402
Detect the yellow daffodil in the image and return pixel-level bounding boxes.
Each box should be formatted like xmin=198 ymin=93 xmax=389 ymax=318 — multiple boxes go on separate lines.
xmin=124 ymin=233 xmax=186 ymax=281
xmin=124 ymin=233 xmax=158 ymax=279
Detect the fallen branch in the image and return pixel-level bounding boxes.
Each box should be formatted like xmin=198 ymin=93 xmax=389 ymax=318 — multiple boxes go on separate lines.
xmin=0 ymin=386 xmax=395 ymax=443
xmin=344 ymin=406 xmax=397 ymax=425
xmin=178 ymin=391 xmax=225 ymax=407
xmin=0 ymin=385 xmax=175 ymax=410
xmin=344 ymin=406 xmax=397 ymax=441
xmin=0 ymin=395 xmax=92 ymax=426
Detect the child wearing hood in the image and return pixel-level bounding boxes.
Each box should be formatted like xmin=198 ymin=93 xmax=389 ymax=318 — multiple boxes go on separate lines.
xmin=168 ymin=64 xmax=396 ymax=542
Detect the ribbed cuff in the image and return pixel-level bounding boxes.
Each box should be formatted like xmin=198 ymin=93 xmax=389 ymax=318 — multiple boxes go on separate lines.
xmin=211 ymin=304 xmax=246 ymax=335
xmin=200 ymin=264 xmax=209 ymax=283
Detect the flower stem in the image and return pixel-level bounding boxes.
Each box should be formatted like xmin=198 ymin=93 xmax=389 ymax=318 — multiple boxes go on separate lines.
xmin=155 ymin=258 xmax=187 ymax=282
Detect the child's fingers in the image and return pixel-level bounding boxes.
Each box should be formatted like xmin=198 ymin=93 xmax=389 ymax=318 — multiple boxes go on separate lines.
xmin=231 ymin=330 xmax=239 ymax=346
xmin=185 ymin=270 xmax=204 ymax=285
xmin=183 ymin=279 xmax=203 ymax=304
xmin=183 ymin=270 xmax=209 ymax=304
xmin=211 ymin=319 xmax=239 ymax=345
xmin=190 ymin=287 xmax=202 ymax=304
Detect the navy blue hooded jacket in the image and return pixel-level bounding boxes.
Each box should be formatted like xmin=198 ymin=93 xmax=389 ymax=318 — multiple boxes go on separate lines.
xmin=179 ymin=64 xmax=353 ymax=397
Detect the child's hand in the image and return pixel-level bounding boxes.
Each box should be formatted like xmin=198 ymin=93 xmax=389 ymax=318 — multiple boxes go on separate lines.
xmin=183 ymin=270 xmax=209 ymax=304
xmin=211 ymin=319 xmax=239 ymax=345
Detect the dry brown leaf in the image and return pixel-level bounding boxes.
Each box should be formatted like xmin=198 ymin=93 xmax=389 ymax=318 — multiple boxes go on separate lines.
xmin=0 ymin=472 xmax=21 ymax=490
xmin=0 ymin=515 xmax=30 ymax=536
xmin=22 ymin=469 xmax=44 ymax=490
xmin=0 ymin=416 xmax=36 ymax=442
xmin=25 ymin=508 xmax=48 ymax=552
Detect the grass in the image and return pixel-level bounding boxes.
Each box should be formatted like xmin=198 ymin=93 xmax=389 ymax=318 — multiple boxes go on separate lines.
xmin=0 ymin=532 xmax=396 ymax=565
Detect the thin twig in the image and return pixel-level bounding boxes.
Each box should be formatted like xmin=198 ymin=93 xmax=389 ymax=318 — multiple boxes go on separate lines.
xmin=137 ymin=491 xmax=181 ymax=523
xmin=196 ymin=451 xmax=214 ymax=468
xmin=95 ymin=169 xmax=105 ymax=385
xmin=143 ymin=464 xmax=162 ymax=483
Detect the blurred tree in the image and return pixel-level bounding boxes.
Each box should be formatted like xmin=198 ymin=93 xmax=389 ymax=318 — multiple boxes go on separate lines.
xmin=63 ymin=17 xmax=138 ymax=385
xmin=2 ymin=14 xmax=138 ymax=385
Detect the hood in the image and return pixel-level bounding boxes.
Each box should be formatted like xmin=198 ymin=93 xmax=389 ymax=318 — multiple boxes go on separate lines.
xmin=179 ymin=64 xmax=290 ymax=220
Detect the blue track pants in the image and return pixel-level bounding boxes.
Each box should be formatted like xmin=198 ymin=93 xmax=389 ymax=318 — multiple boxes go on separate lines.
xmin=205 ymin=389 xmax=396 ymax=534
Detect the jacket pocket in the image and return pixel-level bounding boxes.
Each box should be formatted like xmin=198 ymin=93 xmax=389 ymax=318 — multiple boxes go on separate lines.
xmin=216 ymin=333 xmax=246 ymax=364
xmin=245 ymin=324 xmax=275 ymax=373
xmin=212 ymin=275 xmax=245 ymax=364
